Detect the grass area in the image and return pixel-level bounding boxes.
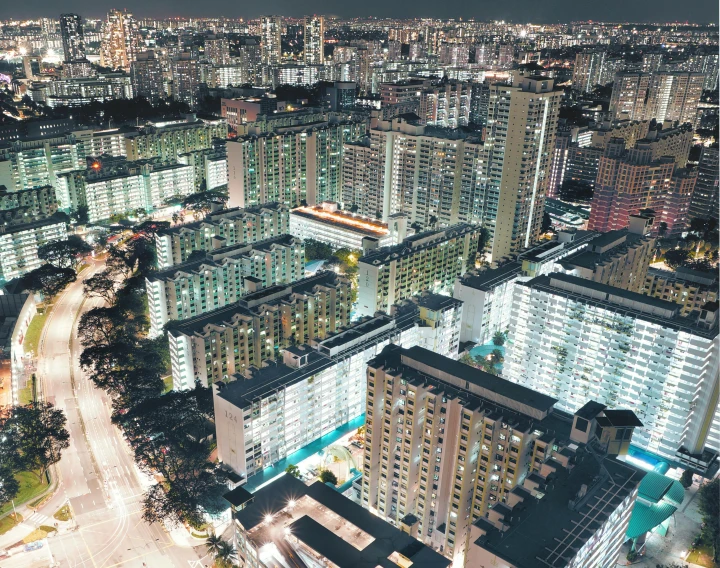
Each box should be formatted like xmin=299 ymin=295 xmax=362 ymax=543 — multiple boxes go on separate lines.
xmin=23 ymin=525 xmax=55 ymax=543
xmin=53 ymin=504 xmax=72 ymax=521
xmin=687 ymin=542 xmax=717 ymax=568
xmin=23 ymin=305 xmax=53 ymax=357
xmin=0 ymin=513 xmax=22 ymax=535
xmin=0 ymin=471 xmax=47 ymax=516
xmin=76 ymin=262 xmax=89 ymax=274
xmin=162 ymin=375 xmax=174 ymax=394
xmin=18 ymin=374 xmax=36 ymax=405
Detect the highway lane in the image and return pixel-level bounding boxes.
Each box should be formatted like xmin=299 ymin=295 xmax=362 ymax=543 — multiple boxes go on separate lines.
xmin=29 ymin=264 xmax=204 ymax=568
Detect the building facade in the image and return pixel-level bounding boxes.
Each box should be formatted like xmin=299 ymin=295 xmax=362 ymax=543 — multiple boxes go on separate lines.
xmin=505 ymin=273 xmax=720 ymax=472
xmin=357 ymin=223 xmax=480 ymax=317
xmin=147 ymin=234 xmax=304 ymax=336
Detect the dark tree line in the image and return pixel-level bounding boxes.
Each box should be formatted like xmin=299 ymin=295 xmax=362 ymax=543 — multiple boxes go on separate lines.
xmin=77 ymin=222 xmax=226 ymax=526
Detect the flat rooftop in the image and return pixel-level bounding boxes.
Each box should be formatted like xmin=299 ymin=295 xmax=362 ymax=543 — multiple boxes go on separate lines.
xmin=234 ymin=476 xmax=450 ymax=568
xmin=474 ymin=453 xmax=645 ymax=568
xmin=291 ymin=206 xmax=389 ymax=238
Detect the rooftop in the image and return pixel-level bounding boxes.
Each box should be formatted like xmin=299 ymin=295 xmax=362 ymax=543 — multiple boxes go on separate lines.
xmin=290 ymin=206 xmax=389 ymax=238
xmin=523 ymin=273 xmax=718 ymax=338
xmin=234 ymin=476 xmax=450 ymax=568
xmin=474 ymin=451 xmax=645 ymax=568
xmin=360 ymin=223 xmax=478 ymax=264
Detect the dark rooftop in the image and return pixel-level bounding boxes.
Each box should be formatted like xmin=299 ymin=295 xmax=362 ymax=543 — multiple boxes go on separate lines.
xmin=575 ymin=400 xmax=607 ymax=421
xmin=234 ymin=476 xmax=450 ymax=568
xmin=474 ymin=452 xmax=646 ymax=568
xmin=399 ymin=346 xmax=558 ymax=415
xmin=597 ymin=410 xmax=644 ymax=428
xmin=223 ymin=485 xmax=253 ymax=508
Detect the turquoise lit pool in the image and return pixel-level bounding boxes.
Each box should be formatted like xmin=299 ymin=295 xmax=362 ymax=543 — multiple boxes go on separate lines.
xmin=469 ymin=343 xmax=506 ymax=373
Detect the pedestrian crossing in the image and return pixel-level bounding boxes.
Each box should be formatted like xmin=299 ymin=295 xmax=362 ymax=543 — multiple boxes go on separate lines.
xmin=25 ymin=511 xmax=52 ymax=526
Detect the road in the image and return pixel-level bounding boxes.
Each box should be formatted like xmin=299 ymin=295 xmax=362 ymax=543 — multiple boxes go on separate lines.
xmin=5 ymin=263 xmax=207 ymax=568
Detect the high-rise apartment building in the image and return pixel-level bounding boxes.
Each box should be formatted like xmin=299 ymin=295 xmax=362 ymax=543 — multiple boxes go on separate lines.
xmin=506 ymin=273 xmax=720 ymax=473
xmin=357 ymin=223 xmax=480 ymax=317
xmin=610 ymin=71 xmax=704 ymax=125
xmin=100 ymin=9 xmax=138 ymax=71
xmin=688 ymin=145 xmax=719 ymax=222
xmin=146 ymin=235 xmax=304 ymax=336
xmin=168 ymin=271 xmax=350 ymax=389
xmin=609 ymin=72 xmax=651 ymax=122
xmin=644 ymin=266 xmax=718 ymax=317
xmin=346 ymin=116 xmax=484 ymax=226
xmin=236 ymin=37 xmax=262 ymax=86
xmin=362 ymin=344 xmax=645 ymax=566
xmin=204 ymin=35 xmax=230 ymax=65
xmin=469 ymin=81 xmax=490 ymax=126
xmin=0 ymin=217 xmax=68 ymax=285
xmin=130 ymin=51 xmax=165 ymax=101
xmin=171 ymin=54 xmax=201 ymax=108
xmin=56 ymin=158 xmax=195 ymax=224
xmin=260 ymin=16 xmax=282 ymax=67
xmin=214 ymin=297 xmax=462 ymax=482
xmin=155 ymin=204 xmax=289 ymax=268
xmin=303 ymin=15 xmax=324 ymax=65
xmin=572 ymin=49 xmax=607 ymax=92
xmin=419 ymin=81 xmax=472 ymax=128
xmin=227 ymin=117 xmax=366 ymax=209
xmin=589 ymin=138 xmax=696 ymax=234
xmin=454 ymin=218 xmax=655 ymax=346
xmin=482 ymin=77 xmax=561 ymax=261
xmin=59 ymin=13 xmax=86 ymax=63
xmin=645 ymin=72 xmax=704 ymax=126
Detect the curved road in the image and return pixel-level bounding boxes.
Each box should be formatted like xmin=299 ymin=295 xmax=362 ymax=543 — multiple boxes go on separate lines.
xmin=9 ymin=263 xmax=205 ymax=568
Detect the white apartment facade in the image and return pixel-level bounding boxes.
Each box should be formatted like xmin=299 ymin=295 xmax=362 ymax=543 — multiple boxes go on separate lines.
xmin=147 ymin=235 xmax=304 ymax=336
xmin=0 ymin=218 xmax=68 ymax=284
xmin=213 ymin=299 xmax=462 ymax=482
xmin=505 ymin=273 xmax=720 ymax=472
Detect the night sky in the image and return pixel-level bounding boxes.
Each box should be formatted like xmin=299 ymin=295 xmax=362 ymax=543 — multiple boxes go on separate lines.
xmin=1 ymin=0 xmax=718 ymax=24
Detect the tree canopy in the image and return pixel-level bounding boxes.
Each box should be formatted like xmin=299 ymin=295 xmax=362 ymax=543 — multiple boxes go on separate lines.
xmin=20 ymin=264 xmax=77 ymax=298
xmin=38 ymin=236 xmax=92 ymax=269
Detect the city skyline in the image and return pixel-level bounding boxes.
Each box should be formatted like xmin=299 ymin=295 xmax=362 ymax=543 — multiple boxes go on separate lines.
xmin=2 ymin=3 xmax=718 ymax=24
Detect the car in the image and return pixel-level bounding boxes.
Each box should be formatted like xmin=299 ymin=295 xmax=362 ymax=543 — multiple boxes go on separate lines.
xmin=24 ymin=541 xmax=44 ymax=552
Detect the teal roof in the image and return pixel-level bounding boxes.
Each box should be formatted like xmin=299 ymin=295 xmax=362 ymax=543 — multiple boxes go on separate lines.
xmin=626 ymin=472 xmax=685 ymax=539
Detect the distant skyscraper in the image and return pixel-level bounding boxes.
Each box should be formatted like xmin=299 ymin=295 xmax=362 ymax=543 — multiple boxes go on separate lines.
xmin=260 ymin=15 xmax=282 ymax=67
xmin=303 ymin=15 xmax=324 ymax=66
xmin=646 ymin=72 xmax=704 ymax=126
xmin=59 ymin=13 xmax=86 ymax=63
xmin=483 ymin=77 xmax=561 ymax=260
xmin=572 ymin=49 xmax=606 ymax=92
xmin=689 ymin=146 xmax=719 ymax=223
xmin=204 ymin=35 xmax=230 ymax=65
xmin=609 ymin=72 xmax=651 ymax=121
xmin=170 ymin=54 xmax=201 ymax=108
xmin=131 ymin=51 xmax=164 ymax=101
xmin=100 ymin=9 xmax=138 ymax=71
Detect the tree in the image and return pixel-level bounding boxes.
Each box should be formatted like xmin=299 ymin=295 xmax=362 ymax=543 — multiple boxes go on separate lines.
xmin=319 ymin=469 xmax=338 ymax=486
xmin=38 ymin=236 xmax=92 ymax=269
xmin=541 ymin=212 xmax=553 ymax=233
xmin=205 ymin=532 xmax=223 ymax=556
xmin=285 ymin=464 xmax=301 ymax=478
xmin=304 ymin=238 xmax=334 ymax=261
xmin=71 ymin=205 xmax=89 ymax=225
xmin=20 ymin=264 xmax=77 ymax=298
xmin=0 ymin=413 xmax=21 ymax=503
xmin=182 ymin=191 xmax=228 ymax=219
xmin=492 ymin=331 xmax=506 ymax=346
xmin=657 ymin=222 xmax=668 ymax=237
xmin=7 ymin=402 xmax=70 ymax=484
xmin=698 ymin=478 xmax=719 ymax=561
xmin=214 ymin=540 xmax=238 ymax=568
xmin=83 ymin=269 xmax=118 ymax=304
xmin=664 ymin=249 xmax=690 ymax=269
xmin=491 ymin=349 xmax=504 ymax=365
xmin=679 ymin=469 xmax=694 ymax=489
